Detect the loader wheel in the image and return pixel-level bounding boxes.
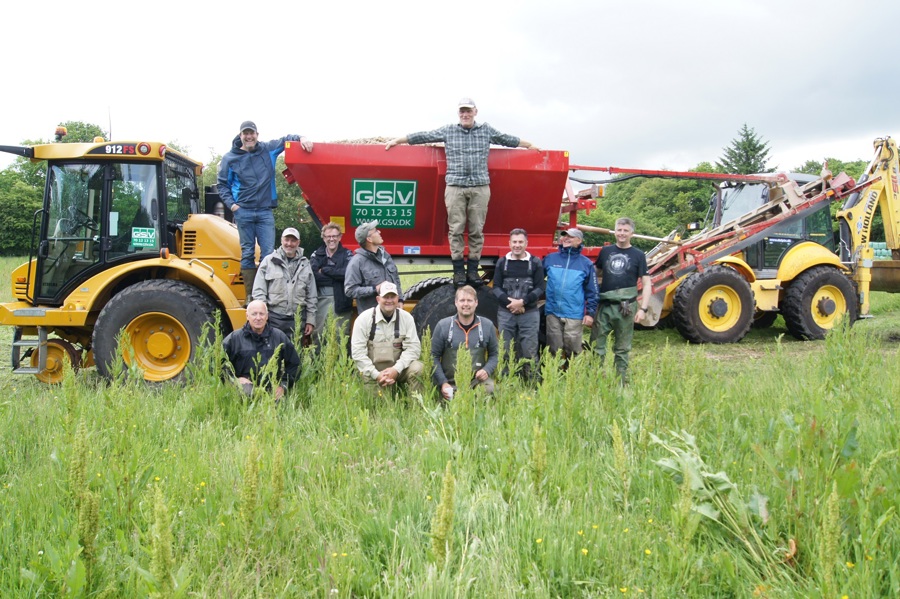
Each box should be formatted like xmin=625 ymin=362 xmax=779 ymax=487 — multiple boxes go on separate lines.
xmin=32 ymin=339 xmax=82 ymax=385
xmin=782 ymin=266 xmax=857 ymax=340
xmin=410 ymin=281 xmax=499 ymax=336
xmin=673 ymin=265 xmax=754 ymax=344
xmin=93 ymin=280 xmax=218 ymax=382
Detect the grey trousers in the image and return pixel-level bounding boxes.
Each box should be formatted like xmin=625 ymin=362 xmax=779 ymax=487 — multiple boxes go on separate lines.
xmin=497 ymin=309 xmax=540 ymax=363
xmin=546 ymin=314 xmax=584 ymax=356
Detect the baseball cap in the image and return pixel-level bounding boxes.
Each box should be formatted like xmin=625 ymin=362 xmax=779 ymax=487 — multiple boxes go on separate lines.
xmin=355 ymin=220 xmax=379 ymax=246
xmin=378 ymin=282 xmax=399 ymax=297
xmin=239 ymin=120 xmax=257 ymax=133
xmin=458 ymin=97 xmax=476 ymax=109
xmin=560 ymin=228 xmax=584 ymax=240
xmin=282 ymin=227 xmax=300 ymax=239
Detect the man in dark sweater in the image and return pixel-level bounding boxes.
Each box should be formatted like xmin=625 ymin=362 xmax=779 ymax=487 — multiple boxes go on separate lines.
xmin=310 ymin=221 xmax=354 ymax=340
xmin=491 ymin=228 xmax=545 ymax=379
xmin=223 ymin=300 xmax=301 ymax=400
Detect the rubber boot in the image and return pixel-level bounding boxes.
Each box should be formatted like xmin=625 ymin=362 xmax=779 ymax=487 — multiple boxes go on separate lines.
xmin=242 ymin=268 xmax=258 ymax=305
xmin=452 ymin=259 xmax=466 ymax=287
xmin=466 ymin=259 xmax=483 ymax=287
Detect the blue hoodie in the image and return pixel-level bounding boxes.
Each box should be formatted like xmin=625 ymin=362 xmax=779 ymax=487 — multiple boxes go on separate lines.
xmin=217 ymin=134 xmax=301 ymax=210
xmin=542 ymin=244 xmax=599 ymax=320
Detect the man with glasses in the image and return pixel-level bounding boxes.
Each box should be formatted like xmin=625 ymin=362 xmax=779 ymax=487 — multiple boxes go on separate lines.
xmin=310 ymin=222 xmax=354 ymax=339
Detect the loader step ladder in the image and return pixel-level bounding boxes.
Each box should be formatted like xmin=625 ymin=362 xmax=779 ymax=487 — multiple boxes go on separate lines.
xmin=12 ymin=326 xmax=48 ymax=375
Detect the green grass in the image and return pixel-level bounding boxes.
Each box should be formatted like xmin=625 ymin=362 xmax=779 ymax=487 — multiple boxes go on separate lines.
xmin=1 ymin=255 xmax=899 ymax=597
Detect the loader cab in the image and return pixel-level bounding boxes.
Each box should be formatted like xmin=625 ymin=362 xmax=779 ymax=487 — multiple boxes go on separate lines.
xmin=711 ymin=173 xmax=833 ymax=276
xmin=33 ymin=144 xmax=200 ymax=304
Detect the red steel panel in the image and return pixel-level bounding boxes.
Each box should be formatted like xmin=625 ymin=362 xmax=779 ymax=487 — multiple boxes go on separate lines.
xmin=283 ymin=143 xmax=570 ymax=260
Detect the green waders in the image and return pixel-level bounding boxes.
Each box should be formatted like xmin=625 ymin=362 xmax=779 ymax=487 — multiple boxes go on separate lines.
xmin=590 ymin=286 xmax=638 ymax=383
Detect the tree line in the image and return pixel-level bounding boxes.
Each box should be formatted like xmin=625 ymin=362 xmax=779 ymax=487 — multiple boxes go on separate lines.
xmin=0 ymin=121 xmax=867 ymax=256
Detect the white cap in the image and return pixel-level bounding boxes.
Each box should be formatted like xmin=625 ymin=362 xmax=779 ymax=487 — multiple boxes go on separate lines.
xmin=378 ymin=282 xmax=399 ymax=297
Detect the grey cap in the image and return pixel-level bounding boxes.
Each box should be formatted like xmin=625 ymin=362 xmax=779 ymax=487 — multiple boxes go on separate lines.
xmin=355 ymin=220 xmax=379 ymax=246
xmin=458 ymin=97 xmax=476 ymax=109
xmin=560 ymin=227 xmax=584 ymax=240
xmin=378 ymin=282 xmax=399 ymax=297
xmin=282 ymin=227 xmax=300 ymax=239
xmin=239 ymin=120 xmax=257 ymax=133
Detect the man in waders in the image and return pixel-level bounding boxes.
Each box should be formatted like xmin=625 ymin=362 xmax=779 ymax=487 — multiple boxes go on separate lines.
xmin=430 ymin=285 xmax=500 ymax=400
xmin=590 ymin=217 xmax=651 ymax=383
xmin=350 ymin=282 xmax=424 ymax=396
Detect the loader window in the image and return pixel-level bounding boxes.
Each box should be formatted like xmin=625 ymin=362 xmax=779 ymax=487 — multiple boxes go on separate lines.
xmin=40 ymin=164 xmax=104 ymax=297
xmin=108 ymin=163 xmax=160 ymax=257
xmin=165 ymin=154 xmax=199 ymax=223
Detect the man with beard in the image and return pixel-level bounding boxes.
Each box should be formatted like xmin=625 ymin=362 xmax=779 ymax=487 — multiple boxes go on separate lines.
xmin=430 ymin=285 xmax=499 ymax=400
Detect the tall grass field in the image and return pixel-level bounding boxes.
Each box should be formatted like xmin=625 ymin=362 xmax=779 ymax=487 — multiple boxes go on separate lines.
xmin=0 ymin=255 xmax=898 ymax=597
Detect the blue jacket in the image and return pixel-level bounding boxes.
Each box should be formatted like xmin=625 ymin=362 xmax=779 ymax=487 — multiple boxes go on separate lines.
xmin=543 ymin=245 xmax=599 ymax=320
xmin=217 ymin=134 xmax=301 ymax=210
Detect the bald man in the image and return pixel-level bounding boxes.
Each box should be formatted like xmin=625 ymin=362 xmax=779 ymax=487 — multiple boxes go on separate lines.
xmin=222 ymin=300 xmax=301 ymax=399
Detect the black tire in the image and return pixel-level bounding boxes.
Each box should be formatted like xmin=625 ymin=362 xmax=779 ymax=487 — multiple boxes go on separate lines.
xmin=93 ymin=279 xmax=219 ymax=382
xmin=410 ymin=282 xmax=499 ymax=336
xmin=751 ymin=310 xmax=779 ymax=329
xmin=402 ymin=277 xmax=452 ymax=302
xmin=672 ymin=265 xmax=754 ymax=344
xmin=782 ymin=266 xmax=857 ymax=340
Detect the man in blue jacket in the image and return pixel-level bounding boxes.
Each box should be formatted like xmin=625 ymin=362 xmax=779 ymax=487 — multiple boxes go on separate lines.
xmin=542 ymin=228 xmax=598 ymax=359
xmin=217 ymin=121 xmax=313 ymax=299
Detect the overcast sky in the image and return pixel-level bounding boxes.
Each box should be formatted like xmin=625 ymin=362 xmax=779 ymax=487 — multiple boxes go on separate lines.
xmin=3 ymin=0 xmax=898 ymax=179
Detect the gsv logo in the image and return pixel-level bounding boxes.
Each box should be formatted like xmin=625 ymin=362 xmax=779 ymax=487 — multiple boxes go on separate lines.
xmin=353 ymin=180 xmax=417 ymax=206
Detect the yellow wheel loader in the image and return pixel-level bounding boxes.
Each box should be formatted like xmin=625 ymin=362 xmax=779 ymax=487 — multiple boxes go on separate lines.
xmin=0 ymin=138 xmax=249 ymax=382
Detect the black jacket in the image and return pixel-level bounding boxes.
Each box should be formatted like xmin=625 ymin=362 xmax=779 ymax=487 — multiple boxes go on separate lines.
xmin=223 ymin=322 xmax=300 ymax=387
xmin=310 ymin=243 xmax=354 ymax=314
xmin=491 ymin=253 xmax=545 ymax=312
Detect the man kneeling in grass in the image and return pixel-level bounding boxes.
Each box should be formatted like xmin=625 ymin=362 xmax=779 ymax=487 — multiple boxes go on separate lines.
xmin=431 ymin=285 xmax=499 ymax=400
xmin=223 ymin=300 xmax=301 ymax=400
xmin=350 ymin=282 xmax=424 ymax=396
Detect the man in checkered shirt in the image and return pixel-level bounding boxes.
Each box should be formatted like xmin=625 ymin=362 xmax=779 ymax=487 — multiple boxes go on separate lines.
xmin=386 ymin=98 xmax=539 ymax=287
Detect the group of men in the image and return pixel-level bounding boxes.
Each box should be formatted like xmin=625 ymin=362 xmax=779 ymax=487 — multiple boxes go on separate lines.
xmin=215 ymin=100 xmax=650 ymax=399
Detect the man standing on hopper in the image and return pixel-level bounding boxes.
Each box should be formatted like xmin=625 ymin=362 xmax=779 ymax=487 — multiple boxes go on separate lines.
xmin=385 ymin=98 xmax=539 ymax=287
xmin=217 ymin=120 xmax=313 ymax=300
xmin=590 ymin=217 xmax=651 ymax=383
